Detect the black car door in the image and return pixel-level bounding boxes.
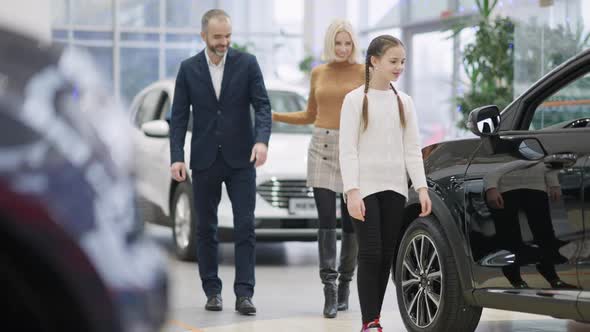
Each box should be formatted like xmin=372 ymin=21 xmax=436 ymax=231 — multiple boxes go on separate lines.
xmin=464 ymin=55 xmax=590 ymax=311
xmin=579 ymin=155 xmax=590 ymax=320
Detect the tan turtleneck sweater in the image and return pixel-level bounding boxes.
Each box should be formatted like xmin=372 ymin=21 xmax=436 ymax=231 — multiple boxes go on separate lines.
xmin=273 ymin=61 xmax=365 ymax=130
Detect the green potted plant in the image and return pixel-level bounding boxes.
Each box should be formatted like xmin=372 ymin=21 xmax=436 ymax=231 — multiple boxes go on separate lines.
xmin=231 ymin=41 xmax=255 ymax=53
xmin=453 ymin=0 xmax=515 ymax=129
xmin=514 ymin=19 xmax=590 ymax=92
xmin=298 ymin=54 xmax=322 ymax=75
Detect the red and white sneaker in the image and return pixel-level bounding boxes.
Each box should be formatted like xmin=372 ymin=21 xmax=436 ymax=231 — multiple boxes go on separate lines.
xmin=361 ymin=319 xmax=382 ymax=332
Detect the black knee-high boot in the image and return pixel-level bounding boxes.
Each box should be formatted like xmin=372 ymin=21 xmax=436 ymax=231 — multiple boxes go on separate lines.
xmin=319 ymin=229 xmax=338 ymax=318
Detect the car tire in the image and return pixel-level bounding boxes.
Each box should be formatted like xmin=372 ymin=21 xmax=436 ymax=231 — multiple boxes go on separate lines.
xmin=395 ymin=216 xmax=482 ymax=332
xmin=171 ymin=182 xmax=198 ymax=261
xmin=137 ymin=195 xmax=168 ymax=227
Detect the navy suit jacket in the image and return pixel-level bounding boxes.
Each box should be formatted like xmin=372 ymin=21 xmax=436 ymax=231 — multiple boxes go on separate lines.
xmin=169 ymin=48 xmax=271 ymax=171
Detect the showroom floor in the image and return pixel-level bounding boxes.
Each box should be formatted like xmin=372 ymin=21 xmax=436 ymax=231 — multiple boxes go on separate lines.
xmin=146 ymin=225 xmax=590 ymax=332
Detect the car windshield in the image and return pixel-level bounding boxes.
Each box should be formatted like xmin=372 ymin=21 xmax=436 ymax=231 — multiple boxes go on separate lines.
xmin=267 ymin=90 xmax=313 ymax=134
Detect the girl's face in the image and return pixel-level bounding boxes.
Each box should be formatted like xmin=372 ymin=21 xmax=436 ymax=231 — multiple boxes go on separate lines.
xmin=371 ymin=45 xmax=406 ymax=82
xmin=334 ymin=31 xmax=353 ymax=62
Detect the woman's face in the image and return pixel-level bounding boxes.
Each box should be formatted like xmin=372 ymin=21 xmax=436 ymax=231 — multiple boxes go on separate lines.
xmin=372 ymin=45 xmax=406 ymax=82
xmin=334 ymin=31 xmax=353 ymax=62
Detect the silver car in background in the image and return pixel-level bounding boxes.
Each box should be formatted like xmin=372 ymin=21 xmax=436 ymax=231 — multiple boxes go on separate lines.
xmin=130 ymin=79 xmax=329 ymax=260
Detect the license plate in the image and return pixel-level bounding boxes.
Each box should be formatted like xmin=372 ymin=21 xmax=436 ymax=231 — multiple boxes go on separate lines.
xmin=289 ymin=198 xmax=316 ymax=216
xmin=288 ymin=198 xmax=342 ymax=217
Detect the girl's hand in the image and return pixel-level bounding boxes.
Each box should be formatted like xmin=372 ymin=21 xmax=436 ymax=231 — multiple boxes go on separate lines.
xmin=346 ymin=189 xmax=365 ymax=221
xmin=485 ymin=188 xmax=504 ymax=209
xmin=418 ymin=188 xmax=432 ymax=217
xmin=549 ymin=186 xmax=561 ymax=202
xmin=271 ymin=111 xmax=278 ymax=121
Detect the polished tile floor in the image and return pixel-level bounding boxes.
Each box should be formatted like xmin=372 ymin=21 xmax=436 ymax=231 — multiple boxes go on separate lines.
xmin=147 ymin=225 xmax=590 ymax=332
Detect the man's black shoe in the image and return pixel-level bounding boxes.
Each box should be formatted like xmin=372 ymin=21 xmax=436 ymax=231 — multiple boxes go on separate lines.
xmin=205 ymin=295 xmax=223 ymax=311
xmin=235 ymin=297 xmax=256 ymax=315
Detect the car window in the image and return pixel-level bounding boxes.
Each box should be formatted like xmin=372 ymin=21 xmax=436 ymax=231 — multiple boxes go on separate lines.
xmin=134 ymin=89 xmax=163 ymax=127
xmin=529 ymin=72 xmax=590 ymax=130
xmin=165 ymin=93 xmax=193 ymax=132
xmin=158 ymin=92 xmax=171 ymax=121
xmin=268 ymin=90 xmax=312 ymax=134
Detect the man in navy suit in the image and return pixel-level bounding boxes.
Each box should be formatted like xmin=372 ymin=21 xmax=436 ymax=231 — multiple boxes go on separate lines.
xmin=169 ymin=9 xmax=271 ymax=315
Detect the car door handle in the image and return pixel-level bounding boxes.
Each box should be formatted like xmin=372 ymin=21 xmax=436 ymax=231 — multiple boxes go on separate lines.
xmin=544 ymin=153 xmax=578 ymax=168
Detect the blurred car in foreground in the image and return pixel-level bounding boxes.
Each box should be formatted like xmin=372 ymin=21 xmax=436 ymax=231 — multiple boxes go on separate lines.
xmin=0 ymin=28 xmax=168 ymax=332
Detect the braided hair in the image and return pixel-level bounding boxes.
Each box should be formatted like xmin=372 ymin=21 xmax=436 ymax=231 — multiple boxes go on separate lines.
xmin=362 ymin=35 xmax=406 ymax=131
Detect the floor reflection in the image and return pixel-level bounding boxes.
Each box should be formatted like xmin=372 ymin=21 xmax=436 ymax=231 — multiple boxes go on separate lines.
xmin=219 ymin=242 xmax=319 ymax=266
xmin=147 ymin=223 xmax=321 ymax=266
xmin=147 ymin=224 xmax=590 ymax=332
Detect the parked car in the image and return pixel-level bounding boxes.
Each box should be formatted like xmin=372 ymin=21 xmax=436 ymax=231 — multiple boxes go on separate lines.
xmin=0 ymin=28 xmax=168 ymax=332
xmin=130 ymin=79 xmax=334 ymax=261
xmin=393 ymin=48 xmax=590 ymax=331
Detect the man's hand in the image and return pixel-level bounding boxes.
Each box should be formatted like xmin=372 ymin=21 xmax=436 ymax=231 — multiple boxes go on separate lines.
xmin=250 ymin=143 xmax=268 ymax=168
xmin=171 ymin=162 xmax=187 ymax=182
xmin=346 ymin=189 xmax=365 ymax=222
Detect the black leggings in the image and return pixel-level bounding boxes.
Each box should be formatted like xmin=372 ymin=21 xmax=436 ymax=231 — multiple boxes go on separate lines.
xmin=313 ymin=187 xmax=354 ymax=233
xmin=352 ymin=190 xmax=406 ymax=324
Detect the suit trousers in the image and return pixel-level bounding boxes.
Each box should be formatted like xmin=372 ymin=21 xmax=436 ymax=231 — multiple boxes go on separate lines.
xmin=192 ymin=148 xmax=256 ymax=298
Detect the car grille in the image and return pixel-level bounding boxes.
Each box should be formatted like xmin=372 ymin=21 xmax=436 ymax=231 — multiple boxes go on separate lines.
xmin=257 ymin=179 xmax=313 ymax=209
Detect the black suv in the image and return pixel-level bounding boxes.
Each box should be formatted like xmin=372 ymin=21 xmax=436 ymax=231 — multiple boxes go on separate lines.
xmin=394 ymin=48 xmax=590 ymax=332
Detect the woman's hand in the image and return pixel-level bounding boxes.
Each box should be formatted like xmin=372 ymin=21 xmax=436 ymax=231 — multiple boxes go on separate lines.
xmin=346 ymin=189 xmax=365 ymax=221
xmin=271 ymin=111 xmax=278 ymax=121
xmin=418 ymin=188 xmax=432 ymax=217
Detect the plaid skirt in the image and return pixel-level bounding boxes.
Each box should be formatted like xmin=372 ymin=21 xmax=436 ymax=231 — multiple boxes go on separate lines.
xmin=307 ymin=127 xmax=343 ymax=193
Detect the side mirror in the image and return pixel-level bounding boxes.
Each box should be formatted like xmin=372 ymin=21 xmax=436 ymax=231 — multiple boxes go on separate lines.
xmin=467 ymin=105 xmax=501 ymax=137
xmin=141 ymin=120 xmax=170 ymax=138
xmin=517 ymin=138 xmax=546 ymax=161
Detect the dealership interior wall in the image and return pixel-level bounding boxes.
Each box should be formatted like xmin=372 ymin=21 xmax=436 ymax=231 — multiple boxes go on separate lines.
xmin=4 ymin=0 xmax=589 ymax=144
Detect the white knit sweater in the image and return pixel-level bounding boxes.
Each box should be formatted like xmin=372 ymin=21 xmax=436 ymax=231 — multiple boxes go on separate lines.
xmin=339 ymin=85 xmax=427 ymax=199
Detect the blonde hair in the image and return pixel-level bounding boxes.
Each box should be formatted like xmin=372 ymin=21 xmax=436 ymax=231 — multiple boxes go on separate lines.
xmin=321 ymin=19 xmax=360 ymax=64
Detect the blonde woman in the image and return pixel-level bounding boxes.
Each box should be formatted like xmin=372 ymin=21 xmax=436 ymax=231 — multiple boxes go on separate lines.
xmin=272 ymin=19 xmax=364 ymax=318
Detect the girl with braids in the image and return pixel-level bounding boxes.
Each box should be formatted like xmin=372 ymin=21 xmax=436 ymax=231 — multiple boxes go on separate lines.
xmin=272 ymin=19 xmax=364 ymax=318
xmin=339 ymin=35 xmax=432 ymax=331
